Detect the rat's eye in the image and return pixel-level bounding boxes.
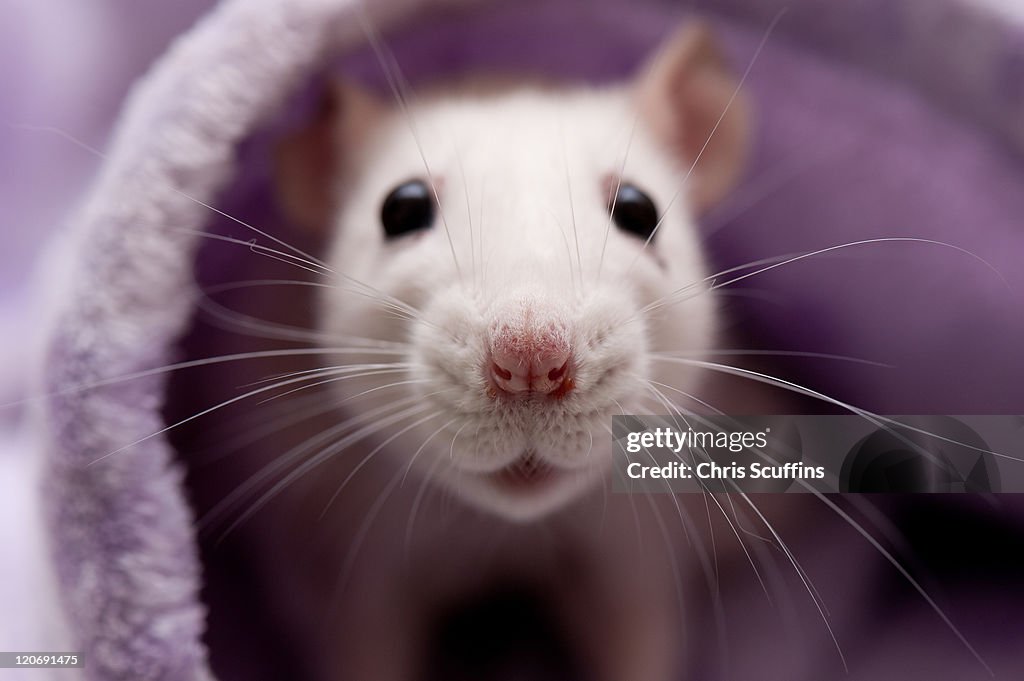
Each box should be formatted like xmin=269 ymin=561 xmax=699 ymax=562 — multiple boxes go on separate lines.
xmin=381 ymin=180 xmax=435 ymax=238
xmin=609 ymin=183 xmax=659 ymax=241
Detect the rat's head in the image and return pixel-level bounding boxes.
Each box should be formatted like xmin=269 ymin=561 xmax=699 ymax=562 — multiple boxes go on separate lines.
xmin=276 ymin=25 xmax=749 ymax=521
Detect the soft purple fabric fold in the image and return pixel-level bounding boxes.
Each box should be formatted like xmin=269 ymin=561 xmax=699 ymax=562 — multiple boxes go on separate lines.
xmin=32 ymin=2 xmax=413 ymax=678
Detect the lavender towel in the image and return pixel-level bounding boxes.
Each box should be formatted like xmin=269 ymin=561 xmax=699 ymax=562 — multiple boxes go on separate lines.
xmin=6 ymin=0 xmax=1024 ymax=679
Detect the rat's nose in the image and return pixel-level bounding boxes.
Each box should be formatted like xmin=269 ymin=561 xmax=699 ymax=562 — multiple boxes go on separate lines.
xmin=488 ymin=329 xmax=574 ymax=397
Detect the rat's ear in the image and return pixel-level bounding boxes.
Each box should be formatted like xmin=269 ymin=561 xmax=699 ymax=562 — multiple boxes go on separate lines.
xmin=636 ymin=23 xmax=751 ymax=213
xmin=274 ymin=80 xmax=385 ymax=231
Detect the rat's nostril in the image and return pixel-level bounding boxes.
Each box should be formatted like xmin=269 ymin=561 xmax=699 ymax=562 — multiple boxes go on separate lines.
xmin=547 ymin=361 xmax=568 ymax=382
xmin=486 ymin=316 xmax=574 ymax=397
xmin=487 ymin=349 xmax=574 ymax=397
xmin=492 ymin=362 xmax=513 ymax=381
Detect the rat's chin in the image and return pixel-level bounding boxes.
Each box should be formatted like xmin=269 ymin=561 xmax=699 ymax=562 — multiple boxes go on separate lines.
xmin=445 ymin=451 xmax=605 ymax=522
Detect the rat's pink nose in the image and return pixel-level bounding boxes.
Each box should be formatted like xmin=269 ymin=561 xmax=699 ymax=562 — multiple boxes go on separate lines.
xmin=488 ymin=330 xmax=574 ymax=397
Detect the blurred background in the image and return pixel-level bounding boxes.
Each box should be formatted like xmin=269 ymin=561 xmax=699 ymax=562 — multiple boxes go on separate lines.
xmin=1 ymin=1 xmax=213 ymax=400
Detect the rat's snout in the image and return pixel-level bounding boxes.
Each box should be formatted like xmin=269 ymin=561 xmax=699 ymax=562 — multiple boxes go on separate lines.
xmin=486 ymin=300 xmax=575 ymax=398
xmin=489 ymin=335 xmax=573 ymax=396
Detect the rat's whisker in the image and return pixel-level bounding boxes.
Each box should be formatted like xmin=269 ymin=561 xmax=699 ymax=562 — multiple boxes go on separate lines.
xmin=172 ymin=228 xmax=333 ymax=276
xmin=633 ymin=391 xmax=810 ymax=654
xmin=176 ymin=227 xmax=428 ymax=322
xmin=199 ymin=279 xmax=417 ymax=346
xmin=88 ymin=363 xmax=421 ymax=466
xmin=215 ymin=395 xmax=451 ymax=539
xmin=560 ymin=123 xmax=585 ymax=290
xmin=447 ymin=421 xmax=471 ymax=461
xmin=637 ymin=387 xmax=714 ymax=557
xmin=649 ymin=391 xmax=842 ymax=661
xmin=639 ymin=236 xmax=1010 ymax=320
xmin=818 ymin=493 xmax=993 ymax=675
xmin=354 ymin=5 xmax=464 ymax=283
xmin=452 ymin=136 xmax=477 ymax=286
xmin=255 ymin=370 xmax=419 ymax=406
xmin=702 ymin=141 xmax=855 ymax=237
xmin=639 ymin=375 xmax=726 ymax=414
xmin=166 ymin=193 xmax=330 ymax=271
xmin=320 ymin=409 xmax=447 ymax=520
xmin=244 ymin=363 xmax=413 ymax=388
xmin=3 ymin=347 xmax=412 ymax=412
xmin=647 ymin=357 xmax=998 ymax=672
xmin=542 ymin=205 xmax=581 ymax=292
xmin=738 ymin=493 xmax=849 ymax=671
xmin=189 ymin=389 xmax=349 ymax=465
xmin=478 ymin=176 xmax=488 ymax=290
xmin=202 ymin=278 xmax=438 ymax=339
xmin=195 ymin=294 xmax=382 ymax=347
xmin=198 ymin=392 xmax=431 ymax=533
xmin=598 ymin=114 xmax=640 ymax=283
xmin=659 ymin=357 xmax=1023 ymax=464
xmin=330 ymin=444 xmax=437 ymax=607
xmin=405 ymin=452 xmax=450 ymax=557
xmin=650 ymin=349 xmax=893 ymax=368
xmin=403 ymin=417 xmax=462 ymax=488
xmin=643 ymin=385 xmax=772 ymax=601
xmin=704 ymin=237 xmax=1010 ymax=297
xmin=606 ymin=419 xmax=730 ymax=670
xmin=11 ymin=123 xmax=331 ymax=274
xmin=628 ymin=9 xmax=786 ymax=274
xmin=641 ymin=490 xmax=708 ymax=663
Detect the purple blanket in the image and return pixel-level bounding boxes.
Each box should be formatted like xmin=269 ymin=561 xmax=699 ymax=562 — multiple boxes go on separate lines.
xmin=6 ymin=0 xmax=1024 ymax=679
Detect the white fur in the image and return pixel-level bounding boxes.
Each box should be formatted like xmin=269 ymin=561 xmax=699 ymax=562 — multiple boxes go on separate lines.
xmin=318 ymin=83 xmax=717 ymax=521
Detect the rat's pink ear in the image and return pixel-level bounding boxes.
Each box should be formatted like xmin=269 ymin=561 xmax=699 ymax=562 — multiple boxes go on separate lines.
xmin=274 ymin=80 xmax=385 ymax=231
xmin=636 ymin=23 xmax=751 ymax=213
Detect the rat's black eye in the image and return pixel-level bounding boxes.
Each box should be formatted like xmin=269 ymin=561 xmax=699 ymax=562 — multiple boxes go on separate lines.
xmin=381 ymin=180 xmax=435 ymax=238
xmin=609 ymin=183 xmax=659 ymax=241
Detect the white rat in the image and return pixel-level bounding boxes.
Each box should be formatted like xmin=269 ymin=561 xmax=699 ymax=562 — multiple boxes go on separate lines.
xmin=236 ymin=22 xmax=794 ymax=681
xmin=276 ymin=23 xmax=749 ymax=521
xmin=145 ymin=16 xmax=1013 ymax=680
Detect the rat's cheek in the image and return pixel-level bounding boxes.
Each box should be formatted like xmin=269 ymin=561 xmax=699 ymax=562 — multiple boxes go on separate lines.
xmin=632 ymin=268 xmax=716 ymax=349
xmin=408 ymin=292 xmax=492 ymax=397
xmin=573 ymin=291 xmax=648 ymax=373
xmin=653 ymin=286 xmax=716 ymax=353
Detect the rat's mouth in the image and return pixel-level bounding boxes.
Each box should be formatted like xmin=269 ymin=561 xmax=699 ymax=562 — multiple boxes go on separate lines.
xmin=481 ymin=451 xmax=567 ymax=496
xmin=452 ymin=448 xmax=604 ymax=521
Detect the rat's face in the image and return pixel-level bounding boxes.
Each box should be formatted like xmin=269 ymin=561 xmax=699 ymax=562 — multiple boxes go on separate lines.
xmin=277 ymin=26 xmax=748 ymax=521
